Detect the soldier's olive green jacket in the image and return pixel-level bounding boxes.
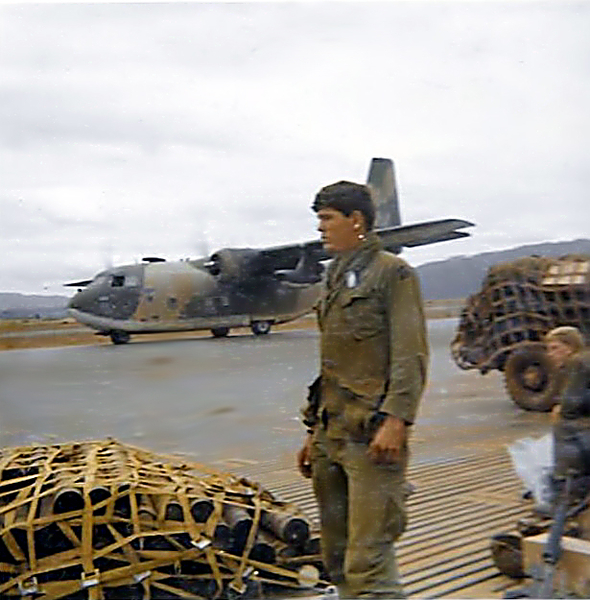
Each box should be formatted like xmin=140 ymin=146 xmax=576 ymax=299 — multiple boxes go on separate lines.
xmin=553 ymin=350 xmax=590 ymax=482
xmin=304 ymin=233 xmax=429 ymax=438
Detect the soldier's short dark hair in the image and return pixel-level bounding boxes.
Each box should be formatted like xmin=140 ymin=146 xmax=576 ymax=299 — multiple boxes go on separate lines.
xmin=311 ymin=181 xmax=375 ymax=231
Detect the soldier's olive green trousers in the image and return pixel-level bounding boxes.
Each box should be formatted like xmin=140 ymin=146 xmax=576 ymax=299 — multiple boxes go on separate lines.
xmin=311 ymin=430 xmax=407 ymax=599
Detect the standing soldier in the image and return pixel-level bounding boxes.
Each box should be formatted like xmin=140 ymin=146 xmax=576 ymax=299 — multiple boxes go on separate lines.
xmin=545 ymin=326 xmax=585 ymax=423
xmin=297 ymin=180 xmax=428 ymax=598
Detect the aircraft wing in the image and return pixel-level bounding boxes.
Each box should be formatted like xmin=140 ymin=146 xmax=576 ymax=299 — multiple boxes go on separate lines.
xmin=257 ymin=218 xmax=474 ymax=270
xmin=375 ymin=218 xmax=474 ymax=251
xmin=64 ymin=279 xmax=94 ymax=287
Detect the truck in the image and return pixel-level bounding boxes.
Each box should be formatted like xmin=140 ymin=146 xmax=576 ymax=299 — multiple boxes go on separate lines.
xmin=450 ymin=255 xmax=590 ymax=411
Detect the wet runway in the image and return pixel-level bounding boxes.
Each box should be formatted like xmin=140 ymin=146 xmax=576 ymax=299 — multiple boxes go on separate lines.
xmin=0 ymin=319 xmax=549 ymax=464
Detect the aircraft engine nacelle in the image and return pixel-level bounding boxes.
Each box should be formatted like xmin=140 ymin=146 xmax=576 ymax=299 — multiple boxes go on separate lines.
xmin=275 ymin=251 xmax=324 ymax=285
xmin=204 ymin=248 xmax=263 ymax=282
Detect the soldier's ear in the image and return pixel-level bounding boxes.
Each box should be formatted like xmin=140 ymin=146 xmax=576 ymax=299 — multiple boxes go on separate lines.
xmin=351 ymin=210 xmax=367 ymax=232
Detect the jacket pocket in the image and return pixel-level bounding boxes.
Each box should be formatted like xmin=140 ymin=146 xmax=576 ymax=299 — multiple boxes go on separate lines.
xmin=340 ymin=290 xmax=383 ymax=340
xmin=341 ymin=387 xmax=380 ymax=442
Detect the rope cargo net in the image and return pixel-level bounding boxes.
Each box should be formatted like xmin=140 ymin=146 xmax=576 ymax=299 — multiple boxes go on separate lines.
xmin=451 ymin=255 xmax=590 ymax=373
xmin=0 ymin=439 xmax=325 ymax=599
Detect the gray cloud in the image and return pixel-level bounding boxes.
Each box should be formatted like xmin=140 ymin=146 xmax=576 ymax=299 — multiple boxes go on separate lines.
xmin=1 ymin=2 xmax=589 ymax=295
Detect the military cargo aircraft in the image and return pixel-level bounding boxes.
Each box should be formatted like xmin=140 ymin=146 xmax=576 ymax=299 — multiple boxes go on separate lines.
xmin=66 ymin=158 xmax=474 ymax=344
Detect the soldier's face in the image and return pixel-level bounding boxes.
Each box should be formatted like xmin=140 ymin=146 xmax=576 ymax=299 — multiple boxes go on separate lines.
xmin=546 ymin=339 xmax=573 ymax=369
xmin=316 ymin=208 xmax=362 ymax=254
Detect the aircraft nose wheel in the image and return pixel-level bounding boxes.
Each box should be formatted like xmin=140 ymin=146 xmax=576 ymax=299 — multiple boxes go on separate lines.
xmin=110 ymin=330 xmax=131 ymax=345
xmin=251 ymin=320 xmax=272 ymax=336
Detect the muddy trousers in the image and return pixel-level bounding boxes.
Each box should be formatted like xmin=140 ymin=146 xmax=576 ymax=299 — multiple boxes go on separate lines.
xmin=311 ymin=430 xmax=407 ymax=599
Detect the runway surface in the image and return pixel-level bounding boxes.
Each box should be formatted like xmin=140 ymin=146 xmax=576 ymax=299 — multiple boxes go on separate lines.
xmin=0 ymin=319 xmax=548 ymax=463
xmin=0 ymin=319 xmax=552 ymax=597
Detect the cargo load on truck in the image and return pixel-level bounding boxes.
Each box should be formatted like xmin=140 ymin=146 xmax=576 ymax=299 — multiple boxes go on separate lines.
xmin=451 ymin=255 xmax=590 ymax=411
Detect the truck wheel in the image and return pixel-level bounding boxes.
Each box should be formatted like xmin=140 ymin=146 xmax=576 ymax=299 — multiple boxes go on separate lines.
xmin=110 ymin=330 xmax=130 ymax=345
xmin=504 ymin=344 xmax=557 ymax=411
xmin=251 ymin=320 xmax=272 ymax=336
xmin=211 ymin=327 xmax=229 ymax=338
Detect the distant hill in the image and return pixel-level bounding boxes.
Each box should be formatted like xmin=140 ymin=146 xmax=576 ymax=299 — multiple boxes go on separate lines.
xmin=416 ymin=238 xmax=590 ymax=300
xmin=0 ymin=293 xmax=69 ymax=319
xmin=1 ymin=239 xmax=589 ymax=318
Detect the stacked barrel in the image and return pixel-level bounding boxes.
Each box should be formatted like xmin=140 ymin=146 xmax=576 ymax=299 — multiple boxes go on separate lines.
xmin=0 ymin=439 xmax=324 ymax=599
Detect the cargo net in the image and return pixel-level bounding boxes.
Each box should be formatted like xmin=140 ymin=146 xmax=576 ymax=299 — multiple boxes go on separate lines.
xmin=451 ymin=255 xmax=590 ymax=373
xmin=0 ymin=439 xmax=325 ymax=599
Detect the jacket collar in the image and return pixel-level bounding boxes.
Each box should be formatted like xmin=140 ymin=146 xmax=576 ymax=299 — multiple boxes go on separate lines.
xmin=322 ymin=232 xmax=382 ymax=315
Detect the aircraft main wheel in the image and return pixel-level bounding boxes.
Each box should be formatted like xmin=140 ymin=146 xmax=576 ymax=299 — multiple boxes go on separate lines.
xmin=211 ymin=327 xmax=229 ymax=338
xmin=110 ymin=330 xmax=130 ymax=345
xmin=251 ymin=320 xmax=272 ymax=336
xmin=504 ymin=344 xmax=557 ymax=412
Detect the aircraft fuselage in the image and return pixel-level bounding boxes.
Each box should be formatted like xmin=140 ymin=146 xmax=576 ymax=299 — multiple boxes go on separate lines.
xmin=68 ymin=259 xmax=320 ymax=339
xmin=65 ymin=158 xmax=474 ymax=344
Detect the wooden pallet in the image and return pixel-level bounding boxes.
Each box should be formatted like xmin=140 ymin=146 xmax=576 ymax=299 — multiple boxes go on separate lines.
xmin=228 ymin=448 xmax=529 ymax=599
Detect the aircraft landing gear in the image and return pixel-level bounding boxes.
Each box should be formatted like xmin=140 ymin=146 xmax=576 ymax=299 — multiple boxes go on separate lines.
xmin=110 ymin=330 xmax=131 ymax=345
xmin=251 ymin=320 xmax=272 ymax=336
xmin=211 ymin=327 xmax=230 ymax=338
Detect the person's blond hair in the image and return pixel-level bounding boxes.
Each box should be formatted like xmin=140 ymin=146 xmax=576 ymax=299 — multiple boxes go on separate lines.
xmin=545 ymin=326 xmax=585 ymax=354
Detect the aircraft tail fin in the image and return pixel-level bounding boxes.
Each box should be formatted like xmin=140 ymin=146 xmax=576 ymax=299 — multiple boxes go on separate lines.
xmin=366 ymin=158 xmax=401 ymax=229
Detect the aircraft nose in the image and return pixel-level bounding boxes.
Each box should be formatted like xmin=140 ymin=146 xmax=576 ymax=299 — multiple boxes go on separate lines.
xmin=67 ymin=291 xmax=82 ymax=310
xmin=68 ymin=288 xmax=96 ymax=313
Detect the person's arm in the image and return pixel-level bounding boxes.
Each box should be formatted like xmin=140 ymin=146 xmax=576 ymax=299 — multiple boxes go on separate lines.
xmin=368 ymin=261 xmax=428 ymax=462
xmin=297 ymin=376 xmax=321 ymax=477
xmin=297 ymin=433 xmax=313 ymax=478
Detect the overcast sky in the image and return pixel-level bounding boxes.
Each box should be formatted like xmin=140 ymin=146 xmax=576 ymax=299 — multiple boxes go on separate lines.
xmin=1 ymin=1 xmax=589 ymax=296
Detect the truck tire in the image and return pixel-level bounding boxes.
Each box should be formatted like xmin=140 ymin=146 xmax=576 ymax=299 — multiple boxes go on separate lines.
xmin=504 ymin=344 xmax=557 ymax=412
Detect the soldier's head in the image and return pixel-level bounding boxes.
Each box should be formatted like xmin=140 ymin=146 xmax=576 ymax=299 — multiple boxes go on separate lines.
xmin=545 ymin=326 xmax=584 ymax=368
xmin=311 ymin=181 xmax=375 ymax=253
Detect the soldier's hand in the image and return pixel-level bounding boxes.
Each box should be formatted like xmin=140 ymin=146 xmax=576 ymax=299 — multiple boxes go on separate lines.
xmin=297 ymin=433 xmax=313 ymax=479
xmin=368 ymin=415 xmax=406 ymax=464
xmin=550 ymin=403 xmax=561 ymax=424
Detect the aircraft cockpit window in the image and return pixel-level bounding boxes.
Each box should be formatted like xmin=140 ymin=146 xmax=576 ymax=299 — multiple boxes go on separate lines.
xmin=125 ymin=275 xmax=139 ymax=287
xmin=111 ymin=275 xmax=125 ymax=288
